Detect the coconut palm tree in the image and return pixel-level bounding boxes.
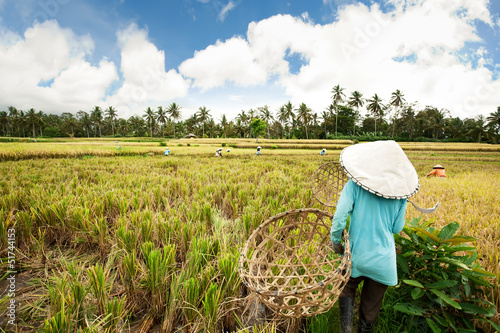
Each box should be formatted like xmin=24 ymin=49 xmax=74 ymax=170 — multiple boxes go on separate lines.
xmin=197 ymin=106 xmax=211 ymax=138
xmin=26 ymin=108 xmax=40 ymax=139
xmin=277 ymin=106 xmax=288 ymax=139
xmin=61 ymin=112 xmax=77 ymax=137
xmin=91 ymin=106 xmax=103 ymax=137
xmin=348 ymin=91 xmax=364 ymax=135
xmin=105 ymin=106 xmax=118 ymax=136
xmin=259 ymin=105 xmax=273 ymax=138
xmin=220 ymin=114 xmax=228 ymax=138
xmin=331 ymin=85 xmax=346 ymax=136
xmin=366 ymin=94 xmax=384 ymax=135
xmin=8 ymin=106 xmax=20 ymax=137
xmin=467 ymin=115 xmax=488 ymax=143
xmin=77 ymin=111 xmax=92 ymax=138
xmin=486 ymin=107 xmax=500 ymax=143
xmin=321 ymin=110 xmax=330 ymax=138
xmin=143 ymin=107 xmax=155 ymax=137
xmin=297 ymin=103 xmax=312 ymax=139
xmin=168 ymin=102 xmax=182 ymax=139
xmin=156 ymin=106 xmax=168 ymax=137
xmin=283 ymin=101 xmax=295 ymax=138
xmin=0 ymin=111 xmax=8 ymax=136
xmin=389 ymin=89 xmax=406 ymax=137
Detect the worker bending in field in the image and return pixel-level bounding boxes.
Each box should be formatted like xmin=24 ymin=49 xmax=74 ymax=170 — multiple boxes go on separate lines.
xmin=331 ymin=140 xmax=419 ymax=333
xmin=426 ymin=164 xmax=446 ymax=178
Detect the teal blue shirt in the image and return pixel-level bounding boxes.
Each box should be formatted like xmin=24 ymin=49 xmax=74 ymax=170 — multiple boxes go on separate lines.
xmin=330 ymin=180 xmax=407 ymax=286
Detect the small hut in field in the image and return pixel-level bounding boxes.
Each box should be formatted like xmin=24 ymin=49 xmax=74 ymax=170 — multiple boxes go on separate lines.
xmin=185 ymin=133 xmax=196 ymax=139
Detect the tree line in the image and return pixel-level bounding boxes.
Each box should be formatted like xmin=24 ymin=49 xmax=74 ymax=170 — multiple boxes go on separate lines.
xmin=1 ymin=86 xmax=499 ymax=143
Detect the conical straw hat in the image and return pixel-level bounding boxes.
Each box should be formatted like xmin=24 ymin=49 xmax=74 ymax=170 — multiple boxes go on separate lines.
xmin=340 ymin=140 xmax=419 ymax=199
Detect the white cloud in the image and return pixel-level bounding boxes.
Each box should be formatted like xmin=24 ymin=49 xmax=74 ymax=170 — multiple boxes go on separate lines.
xmin=179 ymin=0 xmax=497 ymax=119
xmin=219 ymin=1 xmax=236 ymax=22
xmin=0 ymin=20 xmax=117 ymax=113
xmin=0 ymin=0 xmax=497 ymax=121
xmin=179 ymin=37 xmax=267 ymax=90
xmin=104 ymin=23 xmax=190 ymax=117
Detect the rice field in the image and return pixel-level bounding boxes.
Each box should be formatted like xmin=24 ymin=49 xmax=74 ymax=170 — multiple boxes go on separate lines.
xmin=0 ymin=138 xmax=499 ymax=332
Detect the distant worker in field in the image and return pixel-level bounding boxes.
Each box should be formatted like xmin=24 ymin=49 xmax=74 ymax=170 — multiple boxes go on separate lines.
xmin=216 ymin=148 xmax=223 ymax=157
xmin=427 ymin=164 xmax=446 ymax=178
xmin=320 ymin=148 xmax=326 ymax=156
xmin=256 ymin=146 xmax=261 ymax=155
xmin=227 ymin=149 xmax=231 ymax=153
xmin=164 ymin=147 xmax=170 ymax=156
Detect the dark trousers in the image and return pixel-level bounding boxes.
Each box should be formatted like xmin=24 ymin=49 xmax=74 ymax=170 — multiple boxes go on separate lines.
xmin=340 ymin=276 xmax=388 ymax=323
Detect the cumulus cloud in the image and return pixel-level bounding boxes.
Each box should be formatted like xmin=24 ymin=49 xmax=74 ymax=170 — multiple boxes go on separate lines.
xmin=179 ymin=37 xmax=267 ymax=90
xmin=180 ymin=0 xmax=498 ymax=119
xmin=0 ymin=20 xmax=117 ymax=113
xmin=104 ymin=23 xmax=190 ymax=116
xmin=0 ymin=0 xmax=497 ymax=120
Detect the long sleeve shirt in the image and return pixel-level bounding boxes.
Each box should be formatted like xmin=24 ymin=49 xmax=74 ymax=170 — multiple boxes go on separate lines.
xmin=330 ymin=180 xmax=407 ymax=286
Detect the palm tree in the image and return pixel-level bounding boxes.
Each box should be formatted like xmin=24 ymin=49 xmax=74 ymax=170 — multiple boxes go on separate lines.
xmin=283 ymin=101 xmax=295 ymax=139
xmin=348 ymin=91 xmax=364 ymax=135
xmin=0 ymin=111 xmax=9 ymax=136
xmin=61 ymin=112 xmax=77 ymax=137
xmin=467 ymin=115 xmax=488 ymax=143
xmin=331 ymin=85 xmax=346 ymax=136
xmin=36 ymin=111 xmax=45 ymax=137
xmin=156 ymin=106 xmax=168 ymax=137
xmin=366 ymin=94 xmax=384 ymax=135
xmin=220 ymin=114 xmax=228 ymax=138
xmin=277 ymin=106 xmax=288 ymax=139
xmin=77 ymin=111 xmax=92 ymax=138
xmin=143 ymin=107 xmax=155 ymax=137
xmin=8 ymin=106 xmax=19 ymax=137
xmin=297 ymin=103 xmax=312 ymax=139
xmin=259 ymin=105 xmax=273 ymax=138
xmin=389 ymin=90 xmax=405 ymax=137
xmin=321 ymin=110 xmax=330 ymax=138
xmin=105 ymin=106 xmax=118 ymax=136
xmin=91 ymin=106 xmax=103 ymax=137
xmin=128 ymin=115 xmax=145 ymax=136
xmin=26 ymin=108 xmax=40 ymax=138
xmin=168 ymin=102 xmax=182 ymax=139
xmin=197 ymin=106 xmax=211 ymax=138
xmin=487 ymin=107 xmax=500 ymax=143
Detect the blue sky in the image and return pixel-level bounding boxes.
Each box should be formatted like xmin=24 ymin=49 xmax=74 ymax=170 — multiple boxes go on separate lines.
xmin=0 ymin=0 xmax=499 ymax=121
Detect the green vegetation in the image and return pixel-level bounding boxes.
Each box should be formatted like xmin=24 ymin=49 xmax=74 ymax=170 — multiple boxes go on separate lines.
xmin=0 ymin=139 xmax=498 ymax=332
xmin=1 ymin=92 xmax=499 ymax=143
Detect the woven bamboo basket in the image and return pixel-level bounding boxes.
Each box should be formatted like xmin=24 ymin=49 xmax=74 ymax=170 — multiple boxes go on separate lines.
xmin=238 ymin=208 xmax=351 ymax=318
xmin=311 ymin=162 xmax=348 ymax=207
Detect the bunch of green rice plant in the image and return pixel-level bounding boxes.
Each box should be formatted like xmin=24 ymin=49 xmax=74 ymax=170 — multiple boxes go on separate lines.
xmin=141 ymin=243 xmax=176 ymax=317
xmin=202 ymin=283 xmax=225 ymax=332
xmin=87 ymin=263 xmax=108 ymax=316
xmin=90 ymin=217 xmax=108 ymax=257
xmin=182 ymin=277 xmax=202 ymax=328
xmin=104 ymin=296 xmax=128 ymax=332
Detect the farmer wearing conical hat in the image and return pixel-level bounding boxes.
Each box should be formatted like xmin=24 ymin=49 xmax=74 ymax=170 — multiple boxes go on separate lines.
xmin=427 ymin=164 xmax=446 ymax=178
xmin=256 ymin=146 xmax=261 ymax=155
xmin=330 ymin=140 xmax=419 ymax=333
xmin=320 ymin=148 xmax=326 ymax=156
xmin=164 ymin=147 xmax=170 ymax=156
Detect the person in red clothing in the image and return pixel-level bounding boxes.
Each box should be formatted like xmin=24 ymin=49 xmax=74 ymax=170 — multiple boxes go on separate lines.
xmin=426 ymin=164 xmax=446 ymax=177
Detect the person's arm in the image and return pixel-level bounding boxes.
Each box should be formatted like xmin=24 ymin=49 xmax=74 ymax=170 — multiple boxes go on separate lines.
xmin=391 ymin=199 xmax=407 ymax=234
xmin=330 ymin=180 xmax=355 ymax=244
